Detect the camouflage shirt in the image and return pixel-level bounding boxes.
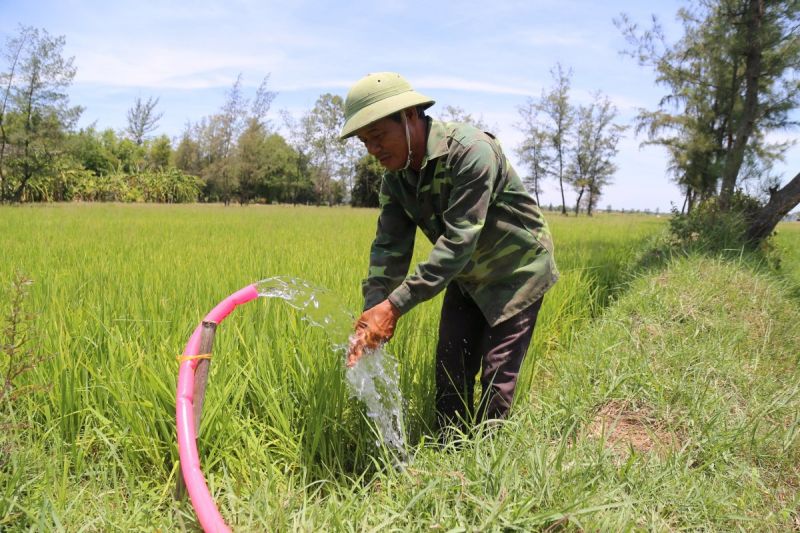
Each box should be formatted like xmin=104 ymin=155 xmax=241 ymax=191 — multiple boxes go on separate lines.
xmin=363 ymin=119 xmax=559 ymax=326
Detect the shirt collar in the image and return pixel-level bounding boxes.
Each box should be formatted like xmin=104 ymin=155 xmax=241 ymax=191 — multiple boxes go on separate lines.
xmin=421 ymin=118 xmax=448 ymax=170
xmin=392 ymin=118 xmax=449 ymax=184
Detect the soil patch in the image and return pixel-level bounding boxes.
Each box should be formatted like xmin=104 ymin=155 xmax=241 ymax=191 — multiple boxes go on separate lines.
xmin=587 ymin=400 xmax=679 ymax=459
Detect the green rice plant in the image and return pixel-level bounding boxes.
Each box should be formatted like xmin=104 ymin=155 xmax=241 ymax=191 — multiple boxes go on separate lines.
xmin=0 ymin=204 xmax=687 ymax=529
xmin=774 ymin=220 xmax=800 ymax=291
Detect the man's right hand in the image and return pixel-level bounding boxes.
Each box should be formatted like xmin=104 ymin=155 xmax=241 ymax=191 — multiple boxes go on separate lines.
xmin=346 ymin=299 xmax=400 ymax=367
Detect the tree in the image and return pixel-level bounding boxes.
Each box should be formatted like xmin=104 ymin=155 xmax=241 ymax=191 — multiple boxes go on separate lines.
xmin=0 ymin=27 xmax=27 ymax=200
xmin=747 ymin=170 xmax=800 ymax=241
xmin=351 ymin=154 xmax=383 ymax=207
xmin=125 ymin=96 xmax=163 ymax=145
xmin=438 ymin=104 xmax=491 ymax=131
xmin=280 ymin=109 xmax=317 ymax=204
xmin=517 ymin=64 xmax=582 ymax=213
xmin=176 ymin=74 xmax=277 ymax=204
xmin=206 ymin=75 xmax=247 ymax=203
xmin=100 ymin=127 xmax=144 ymax=173
xmin=284 ymin=94 xmax=353 ymax=205
xmin=536 ymin=64 xmax=574 ymax=215
xmin=307 ymin=93 xmax=346 ymax=204
xmin=66 ymin=125 xmax=117 ymax=176
xmin=618 ymin=0 xmax=800 ymax=240
xmin=234 ymin=120 xmax=298 ymax=204
xmin=173 ymin=125 xmax=203 ymax=177
xmin=516 ymin=99 xmax=550 ymax=205
xmin=146 ymin=135 xmax=172 ymax=170
xmin=0 ymin=26 xmax=82 ymax=202
xmin=568 ymin=93 xmax=626 ymax=216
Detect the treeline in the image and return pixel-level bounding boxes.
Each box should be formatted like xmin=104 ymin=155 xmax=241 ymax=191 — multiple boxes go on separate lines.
xmin=0 ymin=27 xmax=385 ymax=206
xmin=0 ymin=24 xmax=631 ymax=213
xmin=0 ymin=25 xmax=627 ymax=212
xmin=0 ymin=28 xmax=201 ymax=204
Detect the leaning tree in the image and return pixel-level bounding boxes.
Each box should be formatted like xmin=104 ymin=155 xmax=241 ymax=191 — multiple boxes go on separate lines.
xmin=618 ymin=0 xmax=800 ymax=242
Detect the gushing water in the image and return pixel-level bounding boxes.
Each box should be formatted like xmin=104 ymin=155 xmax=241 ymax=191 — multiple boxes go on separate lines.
xmin=255 ymin=276 xmax=352 ymax=340
xmin=344 ymin=345 xmax=406 ymax=459
xmin=255 ymin=277 xmax=408 ymax=461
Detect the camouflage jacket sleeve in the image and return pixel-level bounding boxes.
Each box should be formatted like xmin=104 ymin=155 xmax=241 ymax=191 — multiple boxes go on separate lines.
xmin=361 ymin=177 xmax=416 ymax=311
xmin=387 ymin=140 xmax=497 ymax=314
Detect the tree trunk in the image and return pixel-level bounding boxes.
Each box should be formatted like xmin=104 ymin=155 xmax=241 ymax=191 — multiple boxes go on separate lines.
xmin=719 ymin=0 xmax=764 ymax=210
xmin=574 ymin=186 xmax=584 ymax=216
xmin=0 ymin=33 xmax=28 ymax=203
xmin=746 ymin=170 xmax=800 ymax=243
xmin=558 ymin=150 xmax=567 ymax=215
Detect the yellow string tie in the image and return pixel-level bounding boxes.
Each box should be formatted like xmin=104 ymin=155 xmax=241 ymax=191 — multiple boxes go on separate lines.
xmin=177 ymin=353 xmax=212 ymax=363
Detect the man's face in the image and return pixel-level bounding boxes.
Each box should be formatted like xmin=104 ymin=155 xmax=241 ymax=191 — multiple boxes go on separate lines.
xmin=356 ymin=116 xmax=407 ymax=171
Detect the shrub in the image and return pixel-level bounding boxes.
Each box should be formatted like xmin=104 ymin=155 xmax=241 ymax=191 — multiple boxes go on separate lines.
xmin=667 ymin=191 xmax=763 ymax=251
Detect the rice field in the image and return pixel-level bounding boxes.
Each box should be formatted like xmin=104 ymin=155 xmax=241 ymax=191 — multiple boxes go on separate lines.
xmin=4 ymin=204 xmax=797 ymax=530
xmin=775 ymin=220 xmax=800 ymax=288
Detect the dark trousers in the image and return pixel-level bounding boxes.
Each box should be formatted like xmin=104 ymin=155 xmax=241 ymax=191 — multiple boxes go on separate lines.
xmin=435 ymin=284 xmax=544 ymax=430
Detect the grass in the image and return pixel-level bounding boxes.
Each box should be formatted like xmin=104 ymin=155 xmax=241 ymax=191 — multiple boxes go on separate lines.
xmin=1 ymin=204 xmax=797 ymax=530
xmin=775 ymin=220 xmax=800 ymax=289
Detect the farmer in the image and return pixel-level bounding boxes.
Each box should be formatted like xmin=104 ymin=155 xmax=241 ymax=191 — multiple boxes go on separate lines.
xmin=343 ymin=72 xmax=558 ymax=431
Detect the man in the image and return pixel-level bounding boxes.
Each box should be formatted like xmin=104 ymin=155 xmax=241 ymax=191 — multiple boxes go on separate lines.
xmin=342 ymin=72 xmax=558 ymax=430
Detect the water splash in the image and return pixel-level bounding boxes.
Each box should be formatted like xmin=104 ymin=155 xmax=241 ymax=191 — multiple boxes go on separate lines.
xmin=255 ymin=276 xmax=352 ymax=342
xmin=345 ymin=345 xmax=407 ymax=462
xmin=255 ymin=277 xmax=408 ymax=461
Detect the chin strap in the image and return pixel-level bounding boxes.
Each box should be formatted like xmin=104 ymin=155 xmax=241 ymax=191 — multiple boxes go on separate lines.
xmin=400 ymin=111 xmax=413 ymax=171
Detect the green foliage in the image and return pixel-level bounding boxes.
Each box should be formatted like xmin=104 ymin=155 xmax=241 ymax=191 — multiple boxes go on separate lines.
xmin=0 ymin=26 xmax=82 ymax=202
xmin=666 ymin=191 xmax=764 ymax=252
xmin=283 ymin=93 xmax=365 ymax=205
xmin=173 ymin=131 xmax=203 ymax=177
xmin=235 ymin=123 xmax=307 ymax=204
xmin=68 ymin=168 xmax=201 ymax=203
xmin=65 ymin=126 xmax=117 ymax=175
xmin=350 ymin=154 xmax=382 ymax=207
xmin=146 ymin=135 xmax=172 ymax=170
xmin=568 ymin=93 xmax=626 ymax=216
xmin=125 ymin=96 xmax=162 ymax=145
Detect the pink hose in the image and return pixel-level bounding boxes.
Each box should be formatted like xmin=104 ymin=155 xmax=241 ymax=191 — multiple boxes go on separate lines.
xmin=176 ymin=284 xmax=259 ymax=532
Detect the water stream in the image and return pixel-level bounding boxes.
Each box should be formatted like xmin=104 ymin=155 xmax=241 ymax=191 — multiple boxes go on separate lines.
xmin=254 ymin=277 xmax=407 ymax=461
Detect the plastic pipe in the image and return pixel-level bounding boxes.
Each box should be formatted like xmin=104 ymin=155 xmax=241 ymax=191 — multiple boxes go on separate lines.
xmin=176 ymin=284 xmax=259 ymax=532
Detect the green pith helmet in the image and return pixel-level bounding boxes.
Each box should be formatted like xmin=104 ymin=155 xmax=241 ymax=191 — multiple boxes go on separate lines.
xmin=339 ymin=72 xmax=435 ymax=140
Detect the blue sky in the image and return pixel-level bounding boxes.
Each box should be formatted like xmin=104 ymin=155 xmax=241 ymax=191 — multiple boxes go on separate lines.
xmin=2 ymin=0 xmax=797 ymax=211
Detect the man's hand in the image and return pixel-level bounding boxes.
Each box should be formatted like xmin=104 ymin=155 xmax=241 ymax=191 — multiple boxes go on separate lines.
xmin=346 ymin=299 xmax=401 ymax=367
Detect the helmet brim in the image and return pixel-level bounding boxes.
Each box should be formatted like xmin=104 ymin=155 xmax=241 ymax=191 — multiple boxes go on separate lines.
xmin=339 ymin=91 xmax=435 ymax=140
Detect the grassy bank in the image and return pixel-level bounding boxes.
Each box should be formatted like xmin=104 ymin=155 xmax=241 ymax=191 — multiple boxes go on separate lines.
xmin=2 ymin=205 xmax=798 ymax=529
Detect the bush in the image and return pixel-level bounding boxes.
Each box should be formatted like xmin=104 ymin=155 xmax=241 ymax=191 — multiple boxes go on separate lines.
xmin=634 ymin=191 xmax=779 ymax=273
xmin=667 ymin=191 xmax=763 ymax=251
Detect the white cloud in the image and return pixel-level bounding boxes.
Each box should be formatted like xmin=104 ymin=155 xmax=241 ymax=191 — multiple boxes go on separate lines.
xmin=414 ymin=76 xmax=538 ymax=96
xmin=73 ymin=45 xmax=286 ymax=89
